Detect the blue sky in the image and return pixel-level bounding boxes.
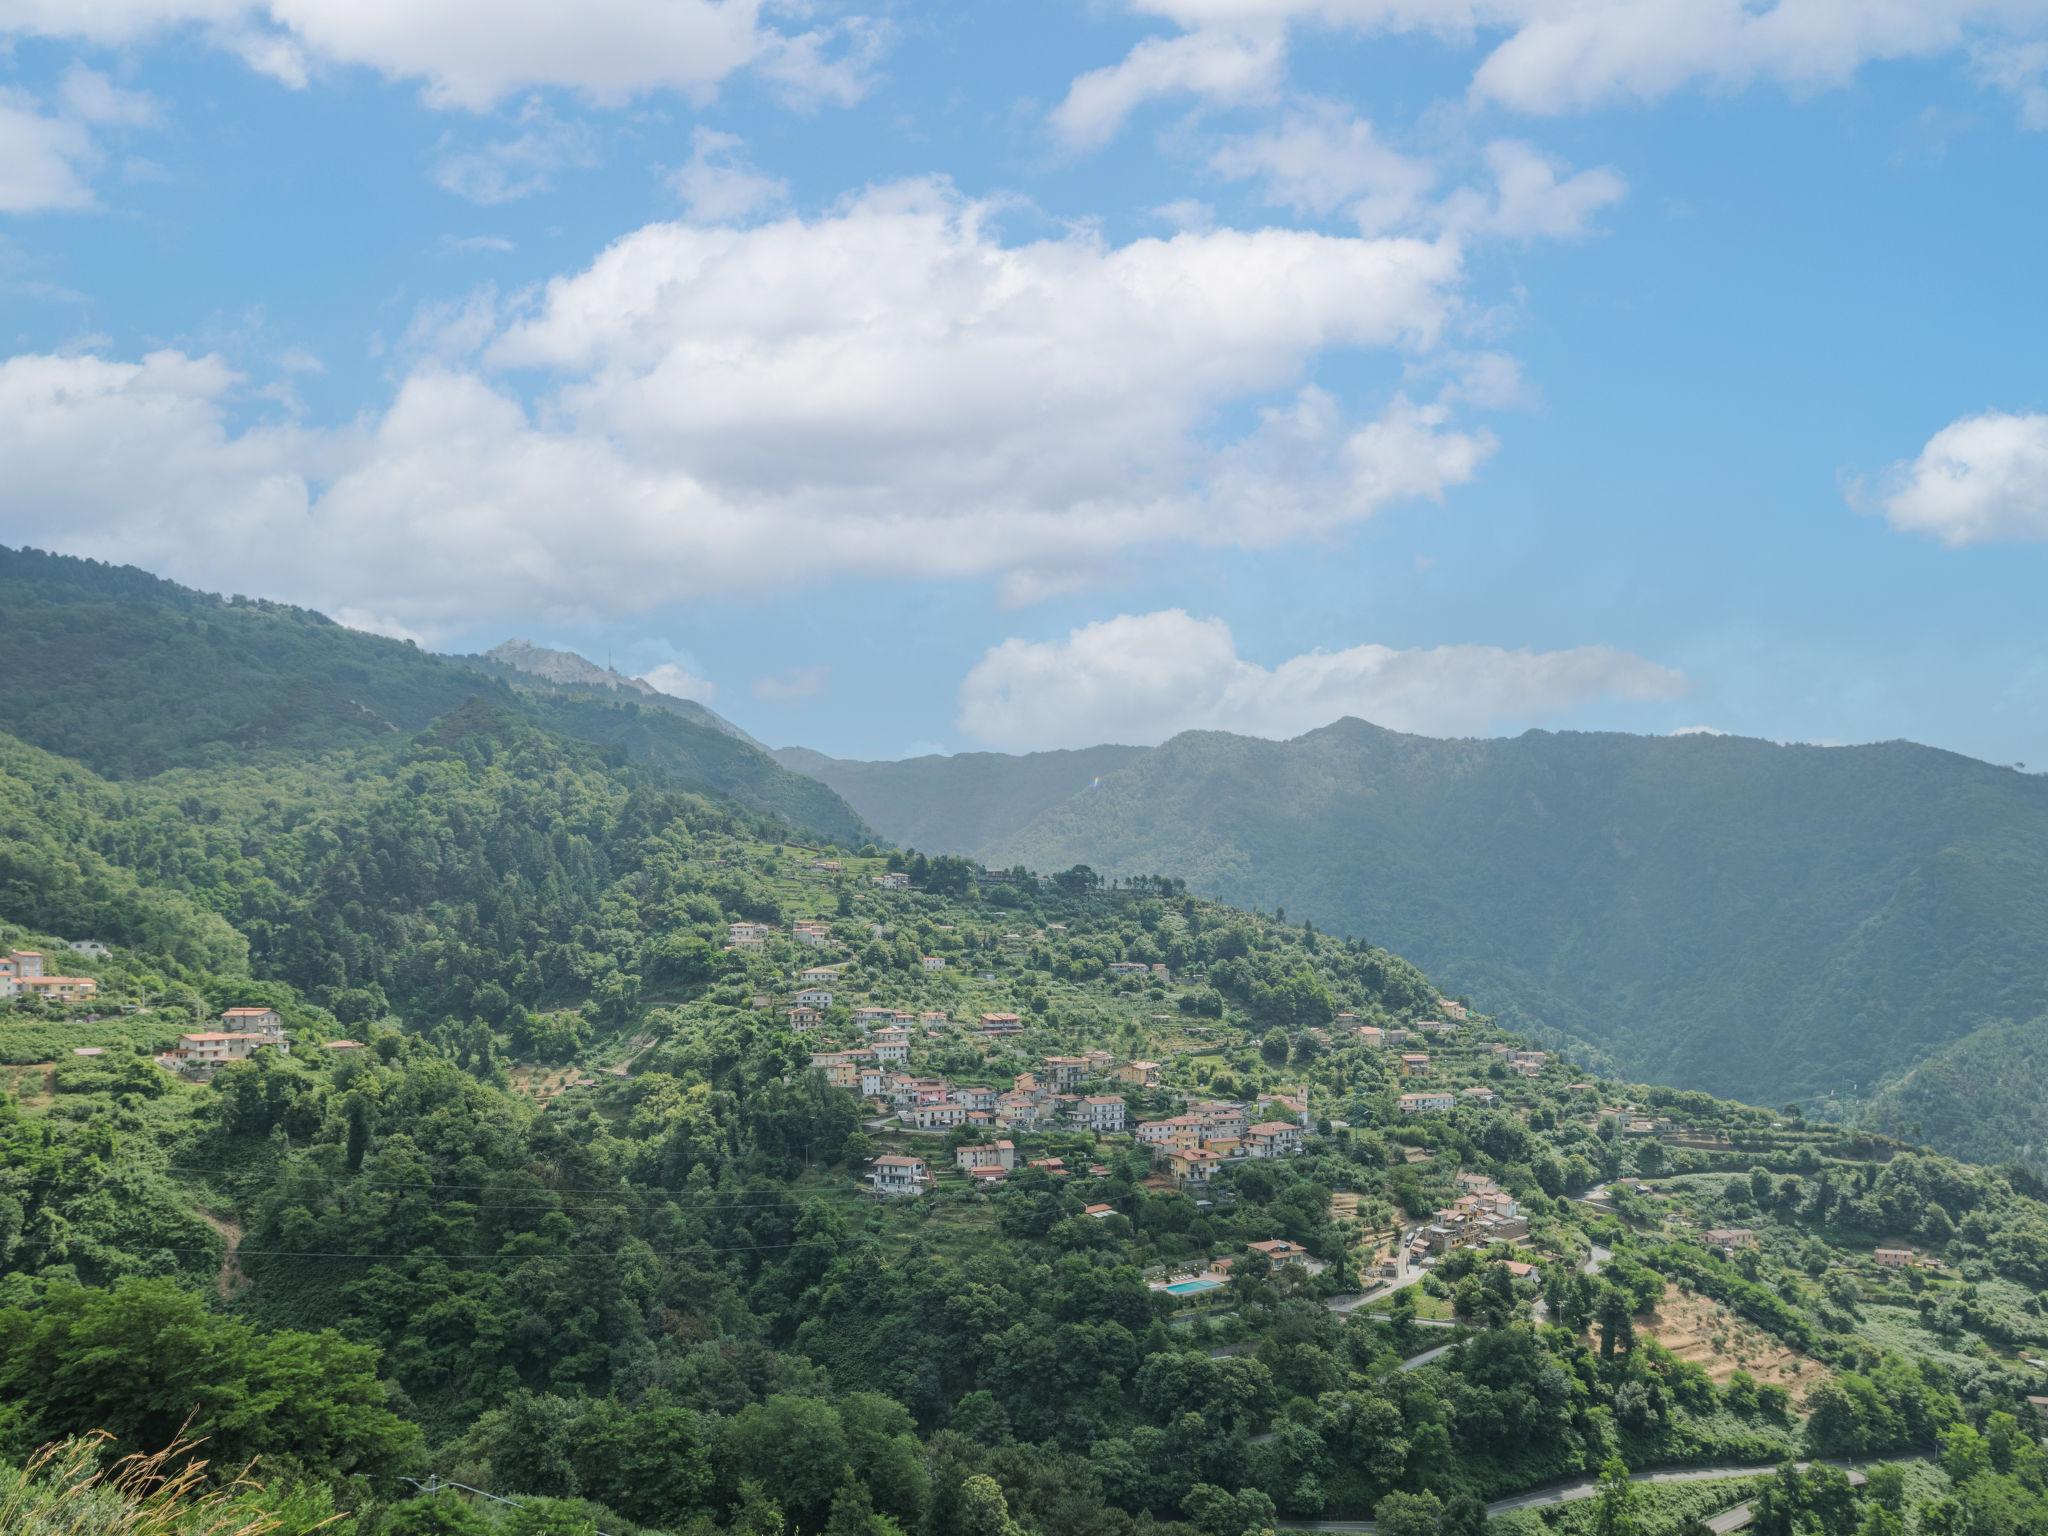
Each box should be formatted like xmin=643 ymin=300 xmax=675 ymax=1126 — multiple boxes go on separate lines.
xmin=3 ymin=1 xmax=2046 ymax=764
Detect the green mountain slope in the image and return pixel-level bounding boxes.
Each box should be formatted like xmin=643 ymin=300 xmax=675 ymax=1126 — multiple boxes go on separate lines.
xmin=1858 ymin=1016 xmax=2048 ymax=1170
xmin=813 ymin=718 xmax=2048 ymax=1125
xmin=0 ymin=546 xmax=867 ymax=842
xmin=7 ymin=591 xmax=2048 ymax=1536
xmin=774 ymin=742 xmax=1148 ymax=858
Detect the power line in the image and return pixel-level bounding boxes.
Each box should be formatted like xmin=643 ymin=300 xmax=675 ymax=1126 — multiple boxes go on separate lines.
xmin=403 ymin=1474 xmax=619 ymax=1536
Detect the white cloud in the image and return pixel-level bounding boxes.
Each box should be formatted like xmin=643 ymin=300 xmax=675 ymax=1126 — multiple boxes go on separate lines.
xmin=0 ymin=69 xmax=161 ymax=214
xmin=334 ymin=607 xmax=427 ymax=644
xmin=1070 ymin=2 xmax=2048 ymax=137
xmin=0 ymin=349 xmax=324 ymax=578
xmin=1151 ymin=197 xmax=1217 ymax=231
xmin=1209 ymin=100 xmax=1437 ymax=231
xmin=431 ymin=101 xmax=599 ymax=204
xmin=1459 ymin=139 xmax=1625 ymax=239
xmin=0 ymin=0 xmax=880 ymax=113
xmin=640 ymin=662 xmax=719 ymax=701
xmin=669 ymin=128 xmax=788 ymax=223
xmin=0 ymin=91 xmax=98 ymax=213
xmin=753 ymin=665 xmax=829 ymax=702
xmin=439 ymin=233 xmax=517 ymax=255
xmin=956 ymin=609 xmax=1687 ymax=750
xmin=56 ymin=66 xmax=159 ymax=127
xmin=0 ymin=182 xmax=1500 ymax=630
xmin=1205 ymin=105 xmax=1623 ymax=245
xmin=1865 ymin=410 xmax=2048 ymax=546
xmin=1669 ymin=724 xmax=1726 ymax=736
xmin=1052 ymin=27 xmax=1284 ymax=148
xmin=1978 ymin=40 xmax=2048 ymax=128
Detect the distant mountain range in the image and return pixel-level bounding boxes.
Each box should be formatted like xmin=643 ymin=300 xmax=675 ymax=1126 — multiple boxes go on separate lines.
xmin=15 ymin=543 xmax=2048 ymax=1168
xmin=0 ymin=548 xmax=868 ymax=844
xmin=788 ymin=719 xmax=2048 ymax=1157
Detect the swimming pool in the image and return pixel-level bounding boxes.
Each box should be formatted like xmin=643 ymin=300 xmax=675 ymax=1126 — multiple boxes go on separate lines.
xmin=1165 ymin=1278 xmax=1222 ymax=1296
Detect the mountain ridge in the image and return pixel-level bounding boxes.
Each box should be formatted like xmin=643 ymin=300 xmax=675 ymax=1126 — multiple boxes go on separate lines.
xmin=0 ymin=546 xmax=867 ymax=843
xmin=787 ymin=714 xmax=2048 ymax=1157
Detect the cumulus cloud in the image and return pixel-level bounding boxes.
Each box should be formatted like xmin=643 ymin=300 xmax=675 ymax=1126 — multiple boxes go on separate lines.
xmin=0 ymin=182 xmax=1501 ymax=630
xmin=1208 ymin=100 xmax=1437 ymax=232
xmin=1052 ymin=27 xmax=1284 ymax=148
xmin=0 ymin=91 xmax=97 ymax=213
xmin=640 ymin=662 xmax=719 ymax=701
xmin=669 ymin=128 xmax=788 ymax=223
xmin=1205 ymin=105 xmax=1623 ymax=248
xmin=0 ymin=0 xmax=877 ymax=113
xmin=1864 ymin=411 xmax=2048 ymax=546
xmin=1458 ymin=139 xmax=1625 ymax=239
xmin=1069 ymin=2 xmax=2048 ymax=136
xmin=0 ymin=69 xmax=159 ymax=214
xmin=956 ymin=609 xmax=1687 ymax=750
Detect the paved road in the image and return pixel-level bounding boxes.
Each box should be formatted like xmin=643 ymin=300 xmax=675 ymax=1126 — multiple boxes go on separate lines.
xmin=1396 ymin=1341 xmax=1454 ymax=1372
xmin=1274 ymin=1458 xmax=1887 ymax=1533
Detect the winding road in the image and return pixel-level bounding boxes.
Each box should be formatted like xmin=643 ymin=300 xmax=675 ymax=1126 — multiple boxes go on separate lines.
xmin=1273 ymin=1458 xmax=1890 ymax=1533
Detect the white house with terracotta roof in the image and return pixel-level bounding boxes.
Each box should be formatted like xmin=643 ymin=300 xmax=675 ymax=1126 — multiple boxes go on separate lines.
xmin=158 ymin=1029 xmax=286 ymax=1076
xmin=867 ymin=1155 xmax=931 ymax=1196
xmin=222 ymin=1006 xmax=283 ymax=1035
xmin=1246 ymin=1121 xmax=1305 ymax=1157
xmin=1398 ymin=1091 xmax=1455 ymax=1114
xmin=10 ymin=950 xmax=45 ymax=978
xmin=921 ymin=955 xmax=946 ymax=971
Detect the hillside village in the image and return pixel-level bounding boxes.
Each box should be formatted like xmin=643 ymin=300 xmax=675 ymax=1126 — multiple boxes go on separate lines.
xmin=10 ymin=814 xmax=2048 ymax=1535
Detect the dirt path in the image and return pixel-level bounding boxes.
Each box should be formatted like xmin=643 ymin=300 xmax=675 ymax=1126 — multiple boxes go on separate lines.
xmin=196 ymin=1208 xmax=246 ymax=1300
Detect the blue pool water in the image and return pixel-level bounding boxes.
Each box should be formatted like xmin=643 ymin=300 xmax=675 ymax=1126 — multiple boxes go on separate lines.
xmin=1165 ymin=1278 xmax=1222 ymax=1295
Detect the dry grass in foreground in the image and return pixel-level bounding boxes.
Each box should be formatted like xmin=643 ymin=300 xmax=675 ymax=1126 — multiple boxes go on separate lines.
xmin=0 ymin=1433 xmax=340 ymax=1536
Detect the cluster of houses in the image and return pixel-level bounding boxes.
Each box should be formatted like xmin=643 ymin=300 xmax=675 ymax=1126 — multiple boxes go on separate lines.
xmin=155 ymin=1007 xmax=291 ymax=1078
xmin=1414 ymin=1172 xmax=1529 ymax=1257
xmin=0 ymin=949 xmax=100 ymax=1003
xmin=1488 ymin=1043 xmax=1550 ymax=1077
xmin=817 ymin=1046 xmax=1141 ymax=1141
xmin=1134 ymin=1089 xmax=1311 ymax=1185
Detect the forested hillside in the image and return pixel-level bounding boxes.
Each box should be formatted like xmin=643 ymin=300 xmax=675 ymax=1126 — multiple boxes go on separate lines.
xmin=1859 ymin=1017 xmax=2048 ymax=1172
xmin=0 ymin=547 xmax=866 ymax=842
xmin=5 ymin=558 xmax=2048 ymax=1536
xmin=9 ymin=717 xmax=2048 ymax=1535
xmin=809 ymin=719 xmax=2048 ymax=1146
